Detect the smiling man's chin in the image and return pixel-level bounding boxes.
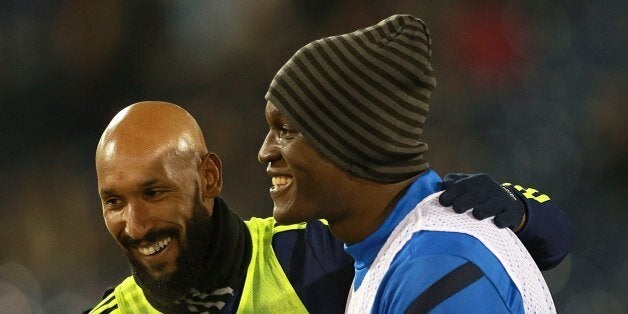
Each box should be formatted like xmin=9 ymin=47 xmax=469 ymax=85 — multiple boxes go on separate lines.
xmin=273 ymin=207 xmax=310 ymax=226
xmin=136 ymin=259 xmax=172 ymax=280
xmin=127 ymin=233 xmax=206 ymax=303
xmin=128 ymin=194 xmax=214 ymax=305
xmin=272 ymin=203 xmax=295 ymax=224
xmin=130 ymin=257 xmax=188 ymax=302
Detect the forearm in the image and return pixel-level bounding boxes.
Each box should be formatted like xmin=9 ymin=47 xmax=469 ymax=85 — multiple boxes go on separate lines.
xmin=506 ymin=184 xmax=576 ymax=270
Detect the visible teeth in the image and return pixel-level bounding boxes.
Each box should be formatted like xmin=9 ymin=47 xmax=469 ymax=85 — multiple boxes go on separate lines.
xmin=138 ymin=236 xmax=172 ymax=256
xmin=271 ymin=176 xmax=293 ymax=188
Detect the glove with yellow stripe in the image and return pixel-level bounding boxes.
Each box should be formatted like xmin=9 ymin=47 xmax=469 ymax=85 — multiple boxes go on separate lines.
xmin=439 ymin=173 xmax=526 ymax=231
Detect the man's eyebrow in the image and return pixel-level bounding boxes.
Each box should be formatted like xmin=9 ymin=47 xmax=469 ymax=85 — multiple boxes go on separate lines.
xmin=138 ymin=178 xmax=163 ymax=189
xmin=99 ymin=188 xmax=114 ymax=198
xmin=99 ymin=179 xmax=160 ymax=197
xmin=268 ymin=111 xmax=290 ymax=127
xmin=139 ymin=178 xmax=159 ymax=188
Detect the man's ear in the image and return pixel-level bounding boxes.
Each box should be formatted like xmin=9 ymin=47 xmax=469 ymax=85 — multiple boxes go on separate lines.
xmin=200 ymin=152 xmax=222 ymax=199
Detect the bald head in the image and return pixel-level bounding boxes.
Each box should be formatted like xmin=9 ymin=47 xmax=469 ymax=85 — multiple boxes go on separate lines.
xmin=96 ymin=101 xmax=222 ymax=219
xmin=97 ymin=101 xmax=208 ymax=165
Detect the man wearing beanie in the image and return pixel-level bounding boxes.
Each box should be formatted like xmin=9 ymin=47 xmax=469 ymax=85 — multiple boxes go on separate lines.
xmin=260 ymin=14 xmax=561 ymax=313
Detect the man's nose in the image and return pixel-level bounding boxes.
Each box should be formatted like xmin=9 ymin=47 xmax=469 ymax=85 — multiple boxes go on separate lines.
xmin=124 ymin=200 xmax=155 ymax=241
xmin=258 ymin=132 xmax=279 ymax=164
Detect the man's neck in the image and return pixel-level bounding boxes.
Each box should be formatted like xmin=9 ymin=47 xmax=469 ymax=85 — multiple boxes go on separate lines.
xmin=329 ymin=177 xmax=416 ymax=245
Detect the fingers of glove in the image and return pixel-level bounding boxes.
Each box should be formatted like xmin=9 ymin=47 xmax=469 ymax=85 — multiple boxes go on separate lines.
xmin=494 ymin=207 xmax=524 ymax=229
xmin=440 ymin=175 xmax=487 ymax=206
xmin=450 ymin=187 xmax=490 ymax=213
xmin=471 ymin=198 xmax=506 ymax=220
xmin=442 ymin=173 xmax=471 ymax=188
xmin=468 ymin=174 xmax=502 ymax=192
xmin=439 ymin=189 xmax=457 ymax=207
xmin=445 ymin=173 xmax=498 ymax=195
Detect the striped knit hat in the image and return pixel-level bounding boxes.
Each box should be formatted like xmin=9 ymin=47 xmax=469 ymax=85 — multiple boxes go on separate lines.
xmin=265 ymin=14 xmax=436 ymax=183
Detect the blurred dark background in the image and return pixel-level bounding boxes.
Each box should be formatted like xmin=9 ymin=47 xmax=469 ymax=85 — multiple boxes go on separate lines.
xmin=0 ymin=0 xmax=625 ymax=313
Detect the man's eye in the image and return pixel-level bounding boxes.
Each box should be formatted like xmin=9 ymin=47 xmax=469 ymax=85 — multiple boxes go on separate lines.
xmin=278 ymin=125 xmax=296 ymax=139
xmin=104 ymin=198 xmax=121 ymax=206
xmin=146 ymin=190 xmax=165 ymax=198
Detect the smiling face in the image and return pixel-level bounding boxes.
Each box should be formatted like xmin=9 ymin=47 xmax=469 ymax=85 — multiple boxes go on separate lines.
xmin=95 ymin=101 xmax=222 ymax=300
xmin=98 ymin=147 xmax=198 ymax=279
xmin=258 ymin=101 xmax=354 ymax=225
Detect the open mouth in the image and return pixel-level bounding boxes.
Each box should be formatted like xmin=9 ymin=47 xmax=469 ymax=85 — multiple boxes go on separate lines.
xmin=271 ymin=175 xmax=293 ymax=191
xmin=137 ymin=236 xmax=172 ymax=256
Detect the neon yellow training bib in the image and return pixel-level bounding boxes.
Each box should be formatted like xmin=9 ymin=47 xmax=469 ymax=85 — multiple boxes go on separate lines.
xmin=90 ymin=217 xmax=308 ymax=313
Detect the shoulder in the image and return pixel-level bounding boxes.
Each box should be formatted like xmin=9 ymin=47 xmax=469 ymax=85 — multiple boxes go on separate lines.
xmin=272 ymin=219 xmax=352 ymax=273
xmin=393 ymin=231 xmax=518 ymax=286
xmin=84 ymin=286 xmax=119 ymax=314
xmin=377 ymin=231 xmax=523 ymax=313
xmin=271 ymin=220 xmax=354 ymax=314
xmin=84 ymin=276 xmax=143 ymax=314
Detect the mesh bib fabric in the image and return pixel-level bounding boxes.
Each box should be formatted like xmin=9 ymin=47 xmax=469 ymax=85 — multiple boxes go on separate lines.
xmin=113 ymin=277 xmax=161 ymax=313
xmin=346 ymin=192 xmax=556 ymax=314
xmin=238 ymin=217 xmax=308 ymax=313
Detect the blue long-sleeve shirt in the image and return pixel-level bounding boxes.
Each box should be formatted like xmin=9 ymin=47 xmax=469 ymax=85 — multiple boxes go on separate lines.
xmin=344 ymin=170 xmax=527 ymax=312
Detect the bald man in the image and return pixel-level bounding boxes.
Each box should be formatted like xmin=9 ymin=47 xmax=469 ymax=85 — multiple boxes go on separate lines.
xmin=94 ymin=102 xmax=231 ymax=312
xmin=88 ymin=101 xmax=572 ymax=313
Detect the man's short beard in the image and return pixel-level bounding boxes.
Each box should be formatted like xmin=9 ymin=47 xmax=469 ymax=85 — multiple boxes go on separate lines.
xmin=123 ymin=193 xmax=213 ymax=304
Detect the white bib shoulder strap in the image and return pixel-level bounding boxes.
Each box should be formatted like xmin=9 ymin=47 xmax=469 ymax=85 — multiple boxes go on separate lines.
xmin=346 ymin=192 xmax=556 ymax=314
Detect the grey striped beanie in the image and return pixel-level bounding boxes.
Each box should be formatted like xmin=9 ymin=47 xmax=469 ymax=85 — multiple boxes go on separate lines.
xmin=265 ymin=14 xmax=436 ymax=183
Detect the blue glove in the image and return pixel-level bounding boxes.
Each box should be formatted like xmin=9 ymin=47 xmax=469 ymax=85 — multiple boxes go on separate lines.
xmin=439 ymin=173 xmax=525 ymax=229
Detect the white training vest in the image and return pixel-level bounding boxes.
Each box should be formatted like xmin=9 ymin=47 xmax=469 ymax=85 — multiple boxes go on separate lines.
xmin=345 ymin=192 xmax=556 ymax=314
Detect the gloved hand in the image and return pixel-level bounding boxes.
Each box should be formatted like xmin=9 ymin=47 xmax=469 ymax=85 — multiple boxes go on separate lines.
xmin=439 ymin=173 xmax=526 ymax=230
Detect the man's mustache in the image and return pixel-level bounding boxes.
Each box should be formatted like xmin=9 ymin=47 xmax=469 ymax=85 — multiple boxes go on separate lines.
xmin=120 ymin=228 xmax=178 ymax=248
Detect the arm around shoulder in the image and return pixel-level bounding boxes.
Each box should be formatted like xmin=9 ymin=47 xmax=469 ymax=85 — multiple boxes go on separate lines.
xmin=506 ymin=184 xmax=576 ymax=270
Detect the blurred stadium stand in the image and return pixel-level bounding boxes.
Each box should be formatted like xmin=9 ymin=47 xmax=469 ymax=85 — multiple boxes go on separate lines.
xmin=0 ymin=0 xmax=625 ymax=312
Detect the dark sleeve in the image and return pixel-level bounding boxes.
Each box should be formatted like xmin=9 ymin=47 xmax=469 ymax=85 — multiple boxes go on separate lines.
xmin=272 ymin=220 xmax=354 ymax=314
xmin=507 ymin=185 xmax=576 ymax=270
